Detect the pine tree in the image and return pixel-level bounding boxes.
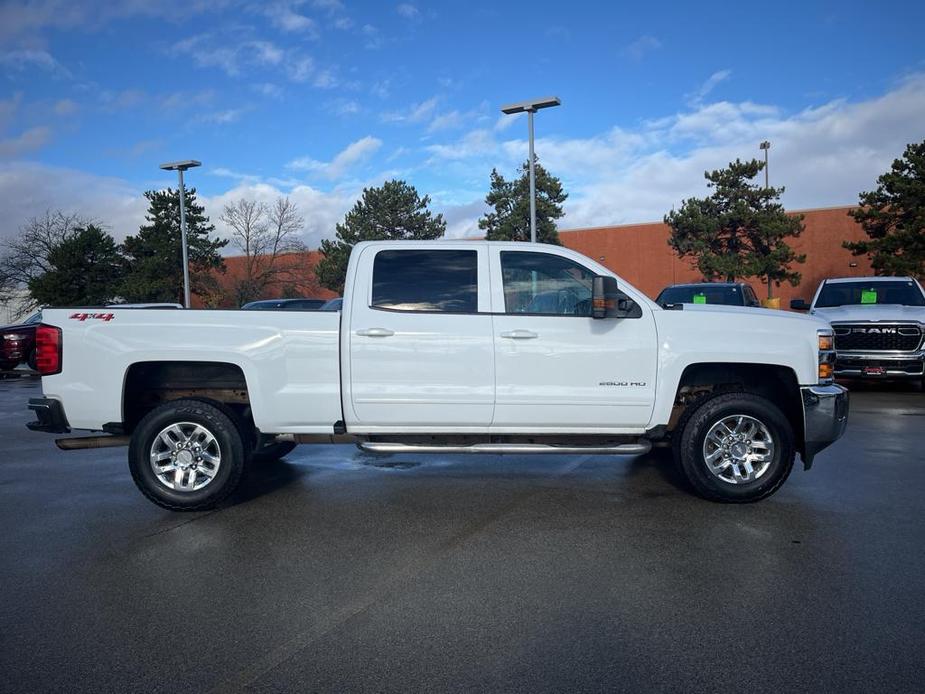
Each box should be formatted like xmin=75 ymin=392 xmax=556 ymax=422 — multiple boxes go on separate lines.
xmin=844 ymin=140 xmax=925 ymax=278
xmin=120 ymin=188 xmax=227 ymax=303
xmin=664 ymin=159 xmax=805 ymax=295
xmin=316 ymin=180 xmax=446 ymax=293
xmin=28 ymin=225 xmax=123 ymax=306
xmin=478 ymin=158 xmax=566 ymax=244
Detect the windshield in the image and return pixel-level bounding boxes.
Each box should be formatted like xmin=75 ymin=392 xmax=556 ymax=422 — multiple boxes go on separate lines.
xmin=815 ymin=280 xmax=925 ymax=308
xmin=656 ymin=285 xmax=745 ymax=307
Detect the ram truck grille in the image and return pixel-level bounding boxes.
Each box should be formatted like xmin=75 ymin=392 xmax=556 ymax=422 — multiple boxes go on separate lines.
xmin=832 ymin=324 xmax=922 ymax=352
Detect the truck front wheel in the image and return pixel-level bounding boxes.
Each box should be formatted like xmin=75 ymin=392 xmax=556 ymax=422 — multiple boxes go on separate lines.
xmin=675 ymin=392 xmax=795 ymax=503
xmin=128 ymin=399 xmax=247 ymax=511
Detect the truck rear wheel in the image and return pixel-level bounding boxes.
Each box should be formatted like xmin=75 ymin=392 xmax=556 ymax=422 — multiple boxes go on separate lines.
xmin=128 ymin=399 xmax=247 ymax=511
xmin=674 ymin=392 xmax=795 ymax=503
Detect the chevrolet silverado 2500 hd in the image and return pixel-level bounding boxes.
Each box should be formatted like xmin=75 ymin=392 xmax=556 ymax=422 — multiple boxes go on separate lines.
xmin=27 ymin=241 xmax=848 ymax=509
xmin=791 ymin=276 xmax=925 ymax=383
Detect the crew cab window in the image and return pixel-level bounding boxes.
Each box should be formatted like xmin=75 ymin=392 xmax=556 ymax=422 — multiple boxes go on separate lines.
xmin=744 ymin=286 xmax=760 ymax=307
xmin=372 ymin=249 xmax=478 ymax=313
xmin=500 ymin=251 xmax=594 ymax=316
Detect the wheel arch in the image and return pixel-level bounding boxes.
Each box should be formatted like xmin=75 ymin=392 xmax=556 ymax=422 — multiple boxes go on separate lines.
xmin=121 ymin=361 xmax=252 ymax=435
xmin=667 ymin=362 xmax=805 ymax=456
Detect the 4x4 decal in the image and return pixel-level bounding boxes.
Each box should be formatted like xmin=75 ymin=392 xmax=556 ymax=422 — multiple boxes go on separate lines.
xmin=69 ymin=312 xmax=115 ymax=322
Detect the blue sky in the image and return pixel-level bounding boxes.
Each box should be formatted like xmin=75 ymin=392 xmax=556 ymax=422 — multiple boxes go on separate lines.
xmin=1 ymin=0 xmax=924 ymax=248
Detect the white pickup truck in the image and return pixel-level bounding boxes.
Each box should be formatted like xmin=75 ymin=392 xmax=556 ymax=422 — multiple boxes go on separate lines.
xmin=791 ymin=276 xmax=925 ymax=384
xmin=27 ymin=241 xmax=848 ymax=510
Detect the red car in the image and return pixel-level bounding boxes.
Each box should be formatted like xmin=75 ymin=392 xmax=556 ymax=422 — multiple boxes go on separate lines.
xmin=1 ymin=312 xmax=41 ymax=371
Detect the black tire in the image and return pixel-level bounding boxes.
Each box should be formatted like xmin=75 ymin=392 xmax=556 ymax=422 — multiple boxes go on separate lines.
xmin=0 ymin=361 xmax=16 ymax=372
xmin=674 ymin=392 xmax=795 ymax=503
xmin=250 ymin=439 xmax=298 ymax=463
xmin=26 ymin=348 xmax=37 ymax=371
xmin=128 ymin=399 xmax=247 ymax=511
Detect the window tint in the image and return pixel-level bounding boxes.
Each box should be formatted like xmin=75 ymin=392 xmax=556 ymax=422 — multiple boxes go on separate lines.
xmin=282 ymin=300 xmax=325 ymax=310
xmin=500 ymin=251 xmax=594 ymax=316
xmin=815 ymin=280 xmax=925 ymax=307
xmin=744 ymin=286 xmax=760 ymax=306
xmin=372 ymin=249 xmax=478 ymax=313
xmin=656 ymin=285 xmax=744 ymax=307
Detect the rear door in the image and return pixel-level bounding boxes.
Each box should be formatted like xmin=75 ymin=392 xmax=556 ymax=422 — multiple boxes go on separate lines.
xmin=347 ymin=245 xmax=495 ymax=430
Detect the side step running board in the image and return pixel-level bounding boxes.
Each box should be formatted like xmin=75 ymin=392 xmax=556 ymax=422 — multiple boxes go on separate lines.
xmin=357 ymin=441 xmax=652 ymax=456
xmin=56 ymin=435 xmax=131 ymax=450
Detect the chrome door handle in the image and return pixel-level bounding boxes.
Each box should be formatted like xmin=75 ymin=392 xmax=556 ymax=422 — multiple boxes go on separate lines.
xmin=356 ymin=328 xmax=395 ymax=337
xmin=500 ymin=330 xmax=538 ymax=339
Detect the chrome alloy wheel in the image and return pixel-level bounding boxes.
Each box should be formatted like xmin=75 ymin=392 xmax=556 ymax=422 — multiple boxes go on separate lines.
xmin=701 ymin=414 xmax=775 ymax=485
xmin=149 ymin=421 xmax=222 ymax=492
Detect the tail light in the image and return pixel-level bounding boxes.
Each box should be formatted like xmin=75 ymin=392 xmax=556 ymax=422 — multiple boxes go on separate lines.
xmin=35 ymin=324 xmax=62 ymax=376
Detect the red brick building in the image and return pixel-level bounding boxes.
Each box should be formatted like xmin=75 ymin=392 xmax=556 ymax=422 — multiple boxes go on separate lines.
xmin=203 ymin=205 xmax=871 ymax=308
xmin=559 ymin=205 xmax=871 ymax=305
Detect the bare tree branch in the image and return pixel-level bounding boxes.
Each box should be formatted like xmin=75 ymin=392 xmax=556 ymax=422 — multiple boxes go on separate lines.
xmin=221 ymin=197 xmax=307 ymax=305
xmin=0 ymin=210 xmax=92 ymax=313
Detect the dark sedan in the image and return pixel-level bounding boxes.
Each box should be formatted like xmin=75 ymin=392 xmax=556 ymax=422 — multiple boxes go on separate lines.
xmin=241 ymin=298 xmax=328 ymax=311
xmin=655 ymin=282 xmax=762 ymax=308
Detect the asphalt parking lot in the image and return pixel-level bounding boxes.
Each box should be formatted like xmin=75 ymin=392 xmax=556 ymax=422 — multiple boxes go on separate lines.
xmin=1 ymin=376 xmax=923 ymax=693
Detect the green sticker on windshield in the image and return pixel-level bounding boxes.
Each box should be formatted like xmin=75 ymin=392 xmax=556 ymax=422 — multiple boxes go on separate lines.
xmin=693 ymin=293 xmax=707 ymax=304
xmin=861 ymin=289 xmax=878 ymax=304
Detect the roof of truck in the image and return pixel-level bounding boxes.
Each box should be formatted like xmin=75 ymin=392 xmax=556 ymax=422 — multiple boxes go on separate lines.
xmin=823 ymin=276 xmax=917 ymax=284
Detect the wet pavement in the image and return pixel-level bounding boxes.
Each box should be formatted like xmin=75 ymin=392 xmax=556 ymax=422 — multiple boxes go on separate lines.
xmin=1 ymin=375 xmax=923 ymax=693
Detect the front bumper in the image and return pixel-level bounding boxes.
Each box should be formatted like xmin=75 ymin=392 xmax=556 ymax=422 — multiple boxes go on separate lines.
xmin=26 ymin=397 xmax=71 ymax=434
xmin=835 ymin=351 xmax=924 ymax=379
xmin=801 ymin=384 xmax=849 ymax=468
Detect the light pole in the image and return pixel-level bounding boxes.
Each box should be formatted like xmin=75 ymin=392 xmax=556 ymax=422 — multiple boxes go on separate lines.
xmin=759 ymin=141 xmax=771 ymax=299
xmin=159 ymin=159 xmax=201 ymax=308
xmin=500 ymin=96 xmax=561 ymax=243
xmin=759 ymin=140 xmax=770 ymax=189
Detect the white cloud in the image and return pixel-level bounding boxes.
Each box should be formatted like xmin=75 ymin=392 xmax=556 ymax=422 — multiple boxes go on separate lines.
xmin=206 ymin=182 xmax=358 ymax=250
xmin=396 ymin=3 xmax=420 ymax=19
xmin=53 ymin=98 xmax=78 ymax=115
xmin=623 ymin=35 xmax=661 ymax=61
xmin=264 ymin=3 xmax=320 ymax=36
xmin=0 ymin=49 xmax=69 ymax=76
xmin=0 ymin=161 xmax=146 ymax=244
xmin=426 ymin=73 xmax=925 ymax=237
xmin=287 ymin=135 xmax=383 ymax=179
xmin=687 ymin=69 xmax=732 ymax=106
xmin=252 ymin=82 xmax=283 ymax=99
xmin=381 ymin=96 xmax=438 ymax=124
xmin=0 ymin=126 xmax=52 ymax=157
xmin=198 ymin=108 xmax=248 ymax=125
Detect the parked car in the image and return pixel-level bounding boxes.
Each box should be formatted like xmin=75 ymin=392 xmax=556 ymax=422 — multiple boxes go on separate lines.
xmin=791 ymin=276 xmax=925 ymax=382
xmin=1 ymin=311 xmax=41 ymax=371
xmin=241 ymin=298 xmax=327 ymax=311
xmin=655 ymin=282 xmax=762 ymax=308
xmin=28 ymin=241 xmax=847 ymax=510
xmin=320 ymin=298 xmax=343 ymax=311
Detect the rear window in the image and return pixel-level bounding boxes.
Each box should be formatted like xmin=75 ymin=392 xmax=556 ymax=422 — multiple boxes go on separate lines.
xmin=815 ymin=280 xmax=925 ymax=307
xmin=656 ymin=285 xmax=745 ymax=306
xmin=371 ymin=249 xmax=478 ymax=313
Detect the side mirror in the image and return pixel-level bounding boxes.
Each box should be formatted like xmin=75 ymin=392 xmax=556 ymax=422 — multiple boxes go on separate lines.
xmin=790 ymin=298 xmax=810 ymax=311
xmin=592 ymin=276 xmax=640 ymax=319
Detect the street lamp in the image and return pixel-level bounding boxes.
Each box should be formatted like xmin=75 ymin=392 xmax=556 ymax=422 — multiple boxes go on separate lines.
xmin=759 ymin=141 xmax=771 ymax=300
xmin=159 ymin=159 xmax=201 ymax=308
xmin=500 ymin=96 xmax=561 ymax=243
xmin=759 ymin=141 xmax=770 ymax=189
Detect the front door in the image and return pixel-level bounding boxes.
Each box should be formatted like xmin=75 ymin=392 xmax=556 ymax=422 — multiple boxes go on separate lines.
xmin=348 ymin=245 xmax=495 ymax=430
xmin=489 ymin=249 xmax=658 ymax=431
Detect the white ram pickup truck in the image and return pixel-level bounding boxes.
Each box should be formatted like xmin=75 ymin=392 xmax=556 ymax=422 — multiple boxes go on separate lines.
xmin=27 ymin=241 xmax=848 ymax=510
xmin=791 ymin=276 xmax=925 ymax=384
